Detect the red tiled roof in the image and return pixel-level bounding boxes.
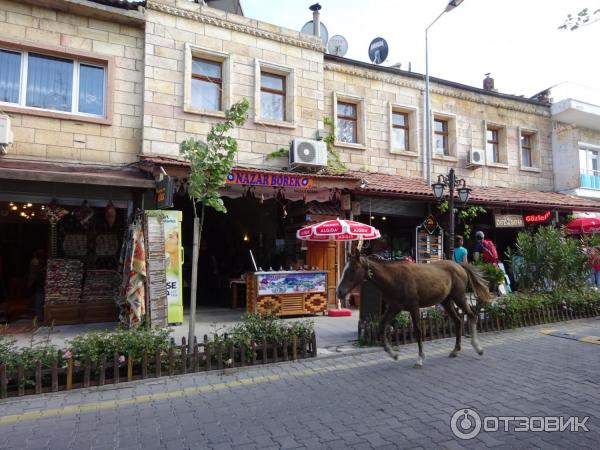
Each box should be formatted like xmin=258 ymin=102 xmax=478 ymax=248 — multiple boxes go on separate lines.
xmin=352 ymin=171 xmax=600 ymax=212
xmin=0 ymin=159 xmax=155 ymax=188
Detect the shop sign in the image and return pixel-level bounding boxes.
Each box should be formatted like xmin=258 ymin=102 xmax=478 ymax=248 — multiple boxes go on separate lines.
xmin=422 ymin=214 xmax=438 ymax=234
xmin=156 ymin=176 xmax=174 ymax=209
xmin=494 ymin=214 xmax=525 ymax=228
xmin=226 ymin=170 xmax=314 ymax=189
xmin=524 ymin=211 xmax=552 ymax=224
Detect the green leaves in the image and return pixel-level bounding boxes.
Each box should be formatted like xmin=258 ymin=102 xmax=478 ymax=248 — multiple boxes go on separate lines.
xmin=509 ymin=226 xmax=590 ymax=291
xmin=180 ymin=98 xmax=249 ymax=212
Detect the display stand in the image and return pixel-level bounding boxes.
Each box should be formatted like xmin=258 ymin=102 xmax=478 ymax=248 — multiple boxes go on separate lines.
xmin=415 ymin=215 xmax=444 ymax=264
xmin=246 ymin=271 xmax=328 ymax=316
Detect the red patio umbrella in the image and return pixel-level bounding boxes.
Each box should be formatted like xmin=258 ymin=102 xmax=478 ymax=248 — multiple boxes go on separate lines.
xmin=564 ymin=217 xmax=600 ymax=235
xmin=296 ymin=219 xmax=381 ymax=241
xmin=296 ymin=218 xmax=380 ymax=317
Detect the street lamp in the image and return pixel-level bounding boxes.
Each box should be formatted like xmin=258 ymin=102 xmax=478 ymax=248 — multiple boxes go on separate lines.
xmin=431 ymin=168 xmax=470 ymax=260
xmin=423 ymin=0 xmax=464 ymax=185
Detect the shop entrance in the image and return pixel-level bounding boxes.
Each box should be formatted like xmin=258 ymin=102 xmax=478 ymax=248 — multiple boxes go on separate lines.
xmin=174 ymin=192 xmax=340 ymax=311
xmin=0 ymin=202 xmax=48 ymax=324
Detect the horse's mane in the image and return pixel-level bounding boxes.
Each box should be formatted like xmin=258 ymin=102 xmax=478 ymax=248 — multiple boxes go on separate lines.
xmin=364 ymin=255 xmax=409 ymax=265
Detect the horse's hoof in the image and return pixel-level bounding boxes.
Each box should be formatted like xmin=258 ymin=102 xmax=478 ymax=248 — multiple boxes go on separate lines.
xmin=477 ymin=349 xmax=484 ymax=356
xmin=393 ymin=354 xmax=399 ymax=361
xmin=413 ymin=363 xmax=423 ymax=369
xmin=449 ymin=351 xmax=459 ymax=358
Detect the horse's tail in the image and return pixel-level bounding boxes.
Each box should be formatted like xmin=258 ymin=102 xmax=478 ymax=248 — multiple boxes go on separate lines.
xmin=461 ymin=263 xmax=493 ymax=302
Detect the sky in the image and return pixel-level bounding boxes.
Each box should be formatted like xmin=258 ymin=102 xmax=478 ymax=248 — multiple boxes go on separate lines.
xmin=241 ymin=0 xmax=600 ymax=102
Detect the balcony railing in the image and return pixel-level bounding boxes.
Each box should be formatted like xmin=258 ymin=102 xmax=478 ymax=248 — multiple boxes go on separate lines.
xmin=580 ymin=170 xmax=600 ymax=189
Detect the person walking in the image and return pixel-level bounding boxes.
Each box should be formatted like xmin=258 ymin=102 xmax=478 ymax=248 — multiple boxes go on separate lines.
xmin=472 ymin=231 xmax=499 ymax=265
xmin=453 ymin=235 xmax=468 ymax=263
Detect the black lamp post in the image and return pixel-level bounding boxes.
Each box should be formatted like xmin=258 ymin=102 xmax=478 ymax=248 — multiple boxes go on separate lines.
xmin=431 ymin=168 xmax=471 ymax=260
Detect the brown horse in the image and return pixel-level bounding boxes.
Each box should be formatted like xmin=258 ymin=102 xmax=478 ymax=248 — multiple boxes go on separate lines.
xmin=336 ymin=254 xmax=493 ymax=367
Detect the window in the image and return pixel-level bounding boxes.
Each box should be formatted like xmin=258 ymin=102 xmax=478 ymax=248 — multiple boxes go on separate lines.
xmin=521 ymin=133 xmax=533 ymax=167
xmin=0 ymin=49 xmax=21 ymax=104
xmin=191 ymin=58 xmax=222 ymax=111
xmin=487 ymin=127 xmax=500 ymax=163
xmin=392 ymin=111 xmax=409 ymax=151
xmin=580 ymin=146 xmax=600 ymax=189
xmin=434 ymin=119 xmax=448 ymax=155
xmin=260 ymin=72 xmax=286 ymax=121
xmin=0 ymin=48 xmax=106 ymax=117
xmin=337 ymin=102 xmax=358 ymax=143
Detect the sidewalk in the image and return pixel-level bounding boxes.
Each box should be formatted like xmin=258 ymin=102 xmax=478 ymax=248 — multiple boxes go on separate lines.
xmin=8 ymin=307 xmax=360 ymax=356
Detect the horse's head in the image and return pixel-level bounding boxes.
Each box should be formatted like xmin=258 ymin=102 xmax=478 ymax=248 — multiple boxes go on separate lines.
xmin=336 ymin=251 xmax=368 ymax=301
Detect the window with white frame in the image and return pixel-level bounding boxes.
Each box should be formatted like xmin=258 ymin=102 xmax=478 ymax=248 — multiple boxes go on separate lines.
xmin=333 ymin=93 xmax=366 ymax=147
xmin=518 ymin=128 xmax=539 ymax=169
xmin=483 ymin=122 xmax=507 ymax=164
xmin=185 ymin=44 xmax=231 ymax=116
xmin=260 ymin=72 xmax=286 ymax=121
xmin=580 ymin=146 xmax=599 ymax=176
xmin=389 ymin=104 xmax=418 ymax=154
xmin=254 ymin=59 xmax=295 ymax=126
xmin=0 ymin=48 xmax=106 ymax=117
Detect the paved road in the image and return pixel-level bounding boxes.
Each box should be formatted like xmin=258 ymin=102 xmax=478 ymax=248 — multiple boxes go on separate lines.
xmin=1 ymin=319 xmax=600 ymax=449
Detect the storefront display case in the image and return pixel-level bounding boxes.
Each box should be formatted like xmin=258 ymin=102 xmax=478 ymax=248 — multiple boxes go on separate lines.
xmin=246 ymin=270 xmax=328 ymax=316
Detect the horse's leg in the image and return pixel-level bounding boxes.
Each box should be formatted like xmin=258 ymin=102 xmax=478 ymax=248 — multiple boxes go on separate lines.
xmin=409 ymin=307 xmax=424 ymax=368
xmin=442 ymin=300 xmax=462 ymax=358
xmin=454 ymin=296 xmax=483 ymax=356
xmin=379 ymin=305 xmax=400 ymax=360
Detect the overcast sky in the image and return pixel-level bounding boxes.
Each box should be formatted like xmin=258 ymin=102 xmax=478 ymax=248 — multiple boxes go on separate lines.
xmin=242 ymin=0 xmax=600 ymax=102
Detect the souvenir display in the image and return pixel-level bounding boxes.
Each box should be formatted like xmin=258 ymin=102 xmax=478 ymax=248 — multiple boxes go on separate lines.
xmin=45 ymin=259 xmax=84 ymax=305
xmin=81 ymin=270 xmax=121 ymax=303
xmin=62 ymin=234 xmax=88 ymax=257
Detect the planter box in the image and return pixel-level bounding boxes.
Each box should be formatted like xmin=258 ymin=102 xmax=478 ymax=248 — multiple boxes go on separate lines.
xmin=44 ymin=303 xmax=118 ymax=326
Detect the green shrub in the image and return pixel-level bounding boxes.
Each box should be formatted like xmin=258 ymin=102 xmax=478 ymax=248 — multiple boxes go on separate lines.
xmin=474 ymin=261 xmax=505 ymax=292
xmin=222 ymin=314 xmax=314 ymax=347
xmin=67 ymin=327 xmax=172 ymax=365
xmin=509 ymin=226 xmax=589 ymax=291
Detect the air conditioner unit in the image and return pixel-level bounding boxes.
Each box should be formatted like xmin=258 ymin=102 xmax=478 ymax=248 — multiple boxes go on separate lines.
xmin=0 ymin=115 xmax=13 ymax=146
xmin=289 ymin=138 xmax=327 ymax=168
xmin=466 ymin=148 xmax=484 ymax=168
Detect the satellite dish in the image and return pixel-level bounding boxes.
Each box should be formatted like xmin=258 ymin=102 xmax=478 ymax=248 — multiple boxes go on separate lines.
xmin=301 ymin=20 xmax=329 ymax=47
xmin=368 ymin=37 xmax=388 ymax=64
xmin=327 ymin=35 xmax=348 ymax=57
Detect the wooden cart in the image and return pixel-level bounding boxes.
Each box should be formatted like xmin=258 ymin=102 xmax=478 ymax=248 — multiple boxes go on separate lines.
xmin=246 ymin=271 xmax=328 ymax=316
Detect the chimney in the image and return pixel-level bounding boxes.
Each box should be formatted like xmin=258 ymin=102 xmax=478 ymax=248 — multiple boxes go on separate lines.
xmin=483 ymin=73 xmax=496 ymax=91
xmin=309 ymin=3 xmax=321 ymax=38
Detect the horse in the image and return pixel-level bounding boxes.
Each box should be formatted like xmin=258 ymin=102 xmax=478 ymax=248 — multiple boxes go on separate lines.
xmin=336 ymin=253 xmax=493 ymax=367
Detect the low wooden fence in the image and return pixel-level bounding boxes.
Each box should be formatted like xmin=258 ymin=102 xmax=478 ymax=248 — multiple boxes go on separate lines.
xmin=0 ymin=333 xmax=316 ymax=399
xmin=358 ymin=304 xmax=600 ymax=346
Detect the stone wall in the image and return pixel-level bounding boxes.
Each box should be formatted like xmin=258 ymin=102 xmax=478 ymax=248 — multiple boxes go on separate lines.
xmin=324 ymin=60 xmax=554 ymax=190
xmin=142 ymin=0 xmax=324 ymax=167
xmin=0 ymin=0 xmax=143 ymax=165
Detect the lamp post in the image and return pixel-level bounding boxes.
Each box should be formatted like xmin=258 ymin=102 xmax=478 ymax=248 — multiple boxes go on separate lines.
xmin=431 ymin=168 xmax=471 ymax=260
xmin=423 ymin=0 xmax=464 ymax=185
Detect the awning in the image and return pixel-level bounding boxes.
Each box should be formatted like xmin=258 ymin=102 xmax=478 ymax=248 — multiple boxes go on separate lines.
xmin=138 ymin=155 xmax=360 ymax=190
xmin=351 ymin=171 xmax=600 ymax=212
xmin=0 ymin=159 xmax=155 ymax=189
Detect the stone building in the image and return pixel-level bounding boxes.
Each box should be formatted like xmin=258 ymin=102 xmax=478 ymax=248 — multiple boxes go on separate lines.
xmin=549 ymin=84 xmax=600 ymax=200
xmin=2 ymin=0 xmax=600 ymax=318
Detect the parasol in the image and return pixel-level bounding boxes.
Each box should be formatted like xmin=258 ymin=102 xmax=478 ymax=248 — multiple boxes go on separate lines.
xmin=296 ymin=218 xmax=381 ymax=316
xmin=296 ymin=218 xmax=381 ymax=241
xmin=565 ymin=217 xmax=600 ymax=235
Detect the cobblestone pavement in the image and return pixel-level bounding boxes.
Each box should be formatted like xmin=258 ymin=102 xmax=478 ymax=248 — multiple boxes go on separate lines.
xmin=1 ymin=319 xmax=600 ymax=449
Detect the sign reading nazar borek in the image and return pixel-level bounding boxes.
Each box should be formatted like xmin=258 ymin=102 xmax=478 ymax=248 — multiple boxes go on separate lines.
xmin=226 ymin=169 xmax=314 ymax=189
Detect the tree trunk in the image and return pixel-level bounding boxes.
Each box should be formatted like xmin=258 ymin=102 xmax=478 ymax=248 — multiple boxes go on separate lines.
xmin=188 ymin=204 xmax=206 ymax=353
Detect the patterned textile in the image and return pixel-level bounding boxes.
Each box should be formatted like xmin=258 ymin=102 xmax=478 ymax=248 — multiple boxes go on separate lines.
xmin=119 ymin=219 xmax=146 ymax=326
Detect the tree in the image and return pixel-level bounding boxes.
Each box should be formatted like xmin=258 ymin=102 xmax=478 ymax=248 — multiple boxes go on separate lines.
xmin=179 ymin=98 xmax=249 ymax=350
xmin=559 ymin=7 xmax=600 ymax=31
